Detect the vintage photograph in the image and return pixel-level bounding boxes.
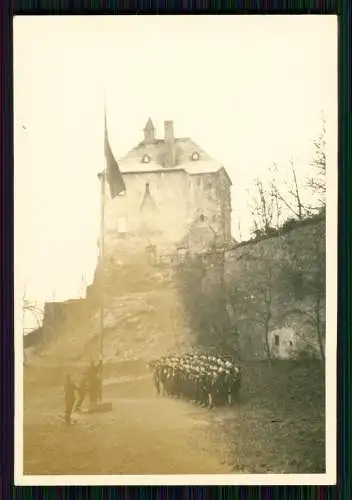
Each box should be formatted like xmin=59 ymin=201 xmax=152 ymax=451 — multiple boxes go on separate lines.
xmin=14 ymin=16 xmax=337 ymax=484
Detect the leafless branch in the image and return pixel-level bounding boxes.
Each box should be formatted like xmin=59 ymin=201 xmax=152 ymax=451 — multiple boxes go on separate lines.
xmin=307 ymin=116 xmax=326 ymax=210
xmin=271 ymin=159 xmax=308 ymax=221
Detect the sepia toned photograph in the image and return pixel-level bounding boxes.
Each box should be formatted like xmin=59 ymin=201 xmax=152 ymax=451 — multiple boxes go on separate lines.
xmin=14 ymin=15 xmax=337 ymax=485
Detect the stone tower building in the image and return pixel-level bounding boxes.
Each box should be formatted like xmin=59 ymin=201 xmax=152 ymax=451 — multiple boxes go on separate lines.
xmin=103 ymin=119 xmax=232 ymax=257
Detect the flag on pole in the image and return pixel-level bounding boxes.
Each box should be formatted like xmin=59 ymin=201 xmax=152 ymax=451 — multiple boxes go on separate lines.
xmin=104 ymin=108 xmax=125 ymax=198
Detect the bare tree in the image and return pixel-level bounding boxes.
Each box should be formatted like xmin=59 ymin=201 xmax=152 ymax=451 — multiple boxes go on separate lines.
xmin=176 ymin=251 xmax=235 ymax=352
xmin=245 ymin=252 xmax=275 ymax=360
xmin=23 ymin=299 xmax=43 ymax=333
xmin=267 ymin=163 xmax=283 ymax=228
xmin=277 ymin=221 xmax=325 ymax=361
xmin=228 ymin=254 xmax=274 ymax=360
xmin=249 ymin=178 xmax=279 ymax=235
xmin=307 ymin=116 xmax=326 ymax=211
xmin=271 ymin=159 xmax=308 ymax=221
xmin=299 ymin=222 xmax=325 ymax=362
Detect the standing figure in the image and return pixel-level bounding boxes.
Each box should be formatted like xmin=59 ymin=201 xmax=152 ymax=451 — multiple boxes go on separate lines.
xmin=153 ymin=364 xmax=161 ymax=396
xmin=64 ymin=374 xmax=77 ymax=425
xmin=217 ymin=369 xmax=227 ymax=406
xmin=164 ymin=366 xmax=172 ymax=397
xmin=159 ymin=364 xmax=168 ymax=397
xmin=209 ymin=372 xmax=219 ymax=408
xmin=173 ymin=367 xmax=181 ymax=398
xmin=74 ymin=372 xmax=89 ymax=412
xmin=199 ymin=371 xmax=209 ymax=407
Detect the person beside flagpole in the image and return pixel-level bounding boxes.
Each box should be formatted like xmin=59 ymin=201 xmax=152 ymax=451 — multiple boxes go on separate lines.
xmin=96 ymin=102 xmax=126 ymax=403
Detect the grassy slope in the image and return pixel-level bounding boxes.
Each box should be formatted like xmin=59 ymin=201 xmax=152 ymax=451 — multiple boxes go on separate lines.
xmin=206 ymin=359 xmax=325 ymax=473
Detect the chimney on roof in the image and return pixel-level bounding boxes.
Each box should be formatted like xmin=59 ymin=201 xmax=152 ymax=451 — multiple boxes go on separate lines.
xmin=143 ymin=118 xmax=155 ymax=144
xmin=164 ymin=120 xmax=176 ymax=167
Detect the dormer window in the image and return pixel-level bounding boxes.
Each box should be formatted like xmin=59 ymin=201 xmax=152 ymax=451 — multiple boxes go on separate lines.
xmin=191 ymin=151 xmax=200 ymax=161
xmin=142 ymin=154 xmax=152 ymax=164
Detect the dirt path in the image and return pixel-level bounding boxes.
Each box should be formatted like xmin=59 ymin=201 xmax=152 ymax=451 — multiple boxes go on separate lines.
xmin=23 ymin=370 xmax=232 ymax=475
xmin=23 ymin=359 xmax=325 ymax=475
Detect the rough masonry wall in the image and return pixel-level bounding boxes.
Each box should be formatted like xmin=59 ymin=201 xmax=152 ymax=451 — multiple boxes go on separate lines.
xmin=104 ymin=170 xmax=190 ymax=254
xmin=223 ymin=218 xmax=325 ymax=359
xmin=177 ymin=217 xmax=325 ymax=360
xmin=190 ymin=171 xmax=231 ymax=243
xmin=104 ymin=168 xmax=231 ymax=256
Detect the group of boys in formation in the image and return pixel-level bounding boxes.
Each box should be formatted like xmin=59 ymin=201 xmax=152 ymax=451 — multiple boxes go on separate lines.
xmin=150 ymin=352 xmax=241 ymax=408
xmin=63 ymin=352 xmax=241 ymax=424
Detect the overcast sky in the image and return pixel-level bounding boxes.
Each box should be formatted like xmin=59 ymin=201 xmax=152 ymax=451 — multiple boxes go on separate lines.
xmin=14 ymin=15 xmax=337 ymax=327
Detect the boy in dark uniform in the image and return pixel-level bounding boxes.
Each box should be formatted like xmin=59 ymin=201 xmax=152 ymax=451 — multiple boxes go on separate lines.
xmin=74 ymin=372 xmax=88 ymax=412
xmin=197 ymin=371 xmax=205 ymax=406
xmin=209 ymin=371 xmax=220 ymax=408
xmin=64 ymin=374 xmax=77 ymax=425
xmin=229 ymin=366 xmax=241 ymax=404
xmin=173 ymin=366 xmax=181 ymax=398
xmin=153 ymin=363 xmax=161 ymax=396
xmin=217 ymin=369 xmax=227 ymax=406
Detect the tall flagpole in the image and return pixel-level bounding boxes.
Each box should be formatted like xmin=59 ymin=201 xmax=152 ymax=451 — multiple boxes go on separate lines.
xmin=99 ymin=170 xmax=105 ymax=358
xmin=97 ymin=170 xmax=105 ymax=402
xmin=97 ymin=93 xmax=107 ymax=401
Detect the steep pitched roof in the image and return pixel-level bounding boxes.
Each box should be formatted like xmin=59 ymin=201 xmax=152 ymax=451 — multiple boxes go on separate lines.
xmin=115 ymin=122 xmax=232 ymax=184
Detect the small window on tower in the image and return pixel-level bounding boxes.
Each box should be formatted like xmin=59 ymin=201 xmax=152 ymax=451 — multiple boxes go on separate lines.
xmin=274 ymin=335 xmax=280 ymax=346
xmin=142 ymin=154 xmax=152 ymax=164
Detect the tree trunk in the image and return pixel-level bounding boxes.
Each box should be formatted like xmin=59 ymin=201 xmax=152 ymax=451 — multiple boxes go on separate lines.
xmin=264 ymin=289 xmax=272 ymax=360
xmin=264 ymin=314 xmax=271 ymax=360
xmin=315 ymin=296 xmax=325 ymax=362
